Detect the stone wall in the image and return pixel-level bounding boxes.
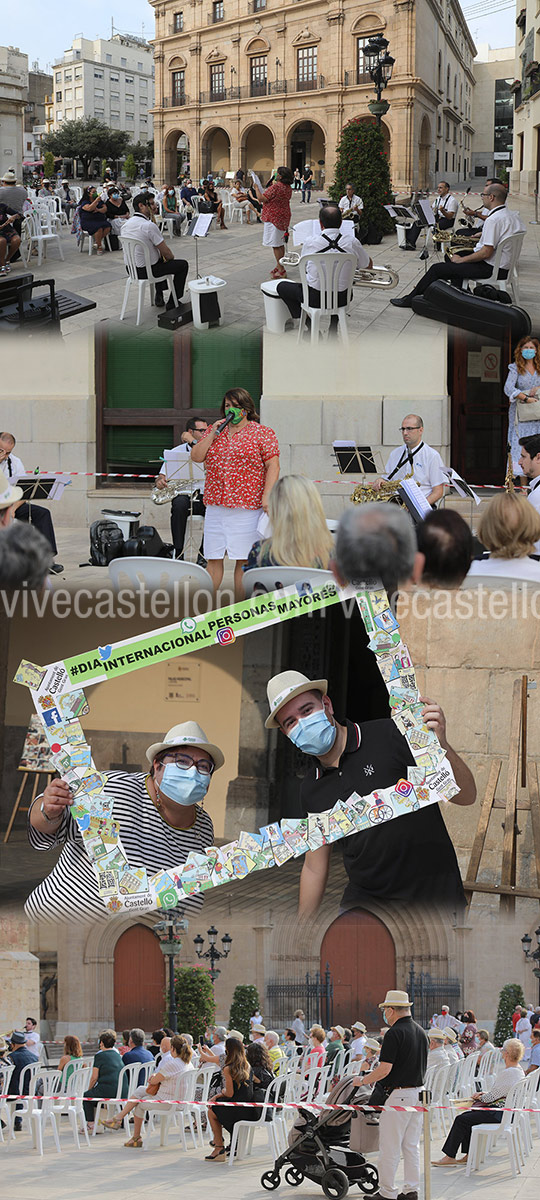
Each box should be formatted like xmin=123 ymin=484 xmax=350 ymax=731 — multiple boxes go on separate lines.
xmin=0 ymin=906 xmax=40 ymax=1031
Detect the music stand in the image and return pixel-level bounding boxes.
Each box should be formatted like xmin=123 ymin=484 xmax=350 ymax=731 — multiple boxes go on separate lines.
xmin=16 ymin=476 xmax=57 ymax=501
xmin=411 ymin=198 xmax=436 ymax=267
xmin=333 ymin=441 xmax=377 ymax=474
xmin=188 ymin=212 xmax=214 ymax=278
xmin=398 ymin=478 xmax=433 ymax=524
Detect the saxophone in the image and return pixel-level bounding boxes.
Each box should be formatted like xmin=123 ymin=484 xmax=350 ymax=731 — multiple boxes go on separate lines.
xmin=151 ymin=481 xmax=187 ymax=505
xmin=351 ymin=462 xmax=414 ymax=506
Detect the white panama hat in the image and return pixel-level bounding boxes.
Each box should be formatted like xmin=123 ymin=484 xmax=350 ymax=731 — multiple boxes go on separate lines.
xmin=0 ymin=474 xmax=23 ymax=510
xmin=265 ymin=670 xmax=328 ymax=729
xmin=146 ymin=721 xmax=224 ymax=770
xmin=379 ymin=990 xmax=411 ymax=1009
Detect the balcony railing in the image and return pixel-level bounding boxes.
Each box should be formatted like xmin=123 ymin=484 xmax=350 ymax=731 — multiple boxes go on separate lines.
xmin=344 ymin=69 xmax=372 ymax=86
xmin=161 ymin=94 xmax=191 ymax=107
xmin=198 ymin=77 xmax=327 ymax=102
xmin=208 ymin=9 xmax=225 ymax=22
xmin=169 ymin=20 xmax=184 ymax=34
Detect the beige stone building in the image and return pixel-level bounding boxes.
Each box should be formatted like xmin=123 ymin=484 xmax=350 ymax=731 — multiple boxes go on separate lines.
xmin=510 ymin=0 xmax=540 ymax=196
xmin=471 ymin=44 xmax=514 ymax=182
xmin=149 ymin=0 xmax=476 ymax=192
xmin=0 ymin=44 xmax=29 ymax=181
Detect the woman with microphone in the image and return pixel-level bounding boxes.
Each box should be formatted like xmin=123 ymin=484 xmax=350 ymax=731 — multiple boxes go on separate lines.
xmin=191 ymin=389 xmax=279 ymax=599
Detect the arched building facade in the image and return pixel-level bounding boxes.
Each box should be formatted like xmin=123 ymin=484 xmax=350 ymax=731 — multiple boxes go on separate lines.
xmin=150 ymin=0 xmax=476 ymax=191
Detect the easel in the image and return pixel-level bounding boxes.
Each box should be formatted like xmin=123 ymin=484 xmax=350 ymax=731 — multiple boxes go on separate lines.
xmin=463 ymin=675 xmax=540 ymax=912
xmin=4 ymin=770 xmax=53 ymax=843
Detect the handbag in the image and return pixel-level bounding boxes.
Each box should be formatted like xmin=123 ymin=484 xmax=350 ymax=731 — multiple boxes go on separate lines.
xmin=516 ymin=398 xmax=540 ymax=422
xmin=146 ymin=1076 xmax=161 ymax=1096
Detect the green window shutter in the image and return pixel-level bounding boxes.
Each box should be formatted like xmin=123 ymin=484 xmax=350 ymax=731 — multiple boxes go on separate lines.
xmin=191 ymin=329 xmax=262 ymax=410
xmin=105 ymin=330 xmax=174 ymax=409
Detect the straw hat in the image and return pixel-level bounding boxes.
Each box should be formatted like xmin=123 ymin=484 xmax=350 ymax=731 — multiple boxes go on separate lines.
xmin=0 ymin=475 xmax=23 ymax=510
xmin=227 ymin=1030 xmax=244 ymax=1043
xmin=265 ymin=670 xmax=328 ymax=729
xmin=146 ymin=722 xmax=224 ymax=770
xmin=1 ymin=169 xmax=17 ymax=184
xmin=252 ymin=1024 xmax=266 ymax=1035
xmin=429 ymin=1029 xmax=446 ymax=1041
xmin=379 ymin=990 xmax=411 ymax=1009
xmin=331 ymin=1025 xmax=345 ymax=1039
xmin=443 ymin=1027 xmax=457 ymax=1043
xmin=352 ymin=1022 xmax=367 ymax=1033
xmin=364 ymin=1038 xmax=380 ymax=1053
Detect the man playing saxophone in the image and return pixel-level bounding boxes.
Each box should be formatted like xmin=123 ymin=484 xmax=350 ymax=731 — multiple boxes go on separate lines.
xmin=338 ymin=182 xmax=364 ymax=238
xmin=154 ymin=418 xmax=208 ymax=563
xmin=371 ymin=414 xmax=446 ymax=506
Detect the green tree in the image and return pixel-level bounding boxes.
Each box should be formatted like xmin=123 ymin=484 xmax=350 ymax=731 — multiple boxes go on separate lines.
xmin=43 ymin=150 xmax=56 ymax=178
xmin=42 ymin=118 xmax=130 ymax=178
xmin=173 ymin=965 xmax=216 ymax=1041
xmin=493 ymin=982 xmax=525 ymax=1046
xmin=129 ymin=140 xmax=153 ymax=165
xmin=329 ymin=118 xmax=394 ymax=241
xmin=124 ymin=152 xmax=137 ymax=182
xmin=229 ymin=985 xmax=261 ymax=1042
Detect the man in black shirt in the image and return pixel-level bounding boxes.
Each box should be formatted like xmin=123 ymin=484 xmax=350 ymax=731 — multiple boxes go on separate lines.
xmin=266 ymin=671 xmax=475 ymax=914
xmin=354 ymin=990 xmax=428 ymax=1200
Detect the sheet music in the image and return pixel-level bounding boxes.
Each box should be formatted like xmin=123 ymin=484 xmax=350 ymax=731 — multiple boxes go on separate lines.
xmin=191 ymin=213 xmax=213 ymax=238
xmin=249 ymin=170 xmax=263 ymax=192
xmin=399 ymin=478 xmax=433 ymax=522
xmin=444 ymin=468 xmax=481 ymax=506
xmin=416 ymin=197 xmax=436 ymax=226
xmin=14 ymin=473 xmax=71 ymax=500
xmin=163 ymin=445 xmax=205 ymax=490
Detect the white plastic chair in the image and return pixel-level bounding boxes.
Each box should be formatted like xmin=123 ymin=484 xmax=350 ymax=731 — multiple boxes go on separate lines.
xmin=157 ymin=198 xmax=180 ymax=237
xmin=297 ymin=252 xmax=356 ymax=345
xmin=487 ymin=231 xmax=525 ymax=305
xmin=228 ymin=1076 xmax=284 ymax=1166
xmin=242 ymin=565 xmax=333 ymax=597
xmin=0 ymin=1063 xmax=15 ymax=1141
xmin=40 ymin=1064 xmax=91 ymax=1151
xmin=425 ymin=1063 xmax=452 ymax=1138
xmin=4 ymin=1061 xmax=42 ymax=1144
xmin=119 ymin=233 xmax=179 ymax=325
xmin=227 ymin=195 xmax=248 ymax=224
xmin=36 ymin=197 xmax=62 ymax=232
xmin=21 ymin=211 xmax=64 ymax=266
xmin=93 ymin=1062 xmax=143 ymax=1134
xmin=142 ymin=1067 xmax=198 ymax=1150
xmin=78 ymin=226 xmax=112 ymax=255
xmin=466 ymin=1075 xmax=529 ymax=1177
xmin=108 ymin=555 xmax=213 ymax=595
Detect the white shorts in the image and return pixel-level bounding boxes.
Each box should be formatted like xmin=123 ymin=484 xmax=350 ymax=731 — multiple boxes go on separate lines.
xmin=263 ymin=222 xmax=286 ymax=248
xmin=204 ymin=505 xmax=265 ymax=561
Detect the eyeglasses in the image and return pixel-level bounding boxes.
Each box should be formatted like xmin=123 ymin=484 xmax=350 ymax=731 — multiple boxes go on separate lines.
xmin=400 ymin=426 xmax=421 ymax=433
xmin=159 ymin=752 xmax=214 ymax=775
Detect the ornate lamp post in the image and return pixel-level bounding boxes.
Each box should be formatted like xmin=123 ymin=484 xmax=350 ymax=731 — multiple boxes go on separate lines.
xmin=362 ymin=35 xmax=395 ymax=126
xmin=521 ymin=926 xmax=540 ymax=1004
xmin=193 ymin=925 xmax=233 ymax=984
xmin=153 ymin=912 xmax=189 ymax=1032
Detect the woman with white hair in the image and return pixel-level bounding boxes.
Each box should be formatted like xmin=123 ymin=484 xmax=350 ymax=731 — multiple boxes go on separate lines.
xmin=433 ymin=1038 xmax=525 ymax=1166
xmin=245 ymin=474 xmax=334 ymax=572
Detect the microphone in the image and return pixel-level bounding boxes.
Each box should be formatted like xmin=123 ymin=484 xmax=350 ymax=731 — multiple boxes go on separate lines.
xmin=216 ymin=410 xmax=235 ymax=435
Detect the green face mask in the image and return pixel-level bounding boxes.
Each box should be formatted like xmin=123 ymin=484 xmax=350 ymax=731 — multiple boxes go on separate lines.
xmin=227 ymin=406 xmax=244 ymax=425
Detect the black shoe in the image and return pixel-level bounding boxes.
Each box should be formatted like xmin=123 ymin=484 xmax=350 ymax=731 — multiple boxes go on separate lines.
xmin=397 ymin=1192 xmax=418 ymax=1200
xmin=14 ymin=1119 xmax=22 ymax=1132
xmin=196 ymin=554 xmax=207 ymax=568
xmin=50 ymin=562 xmax=64 ymax=574
xmin=154 ymin=292 xmax=166 ymax=308
xmin=390 ymin=296 xmax=414 ymax=308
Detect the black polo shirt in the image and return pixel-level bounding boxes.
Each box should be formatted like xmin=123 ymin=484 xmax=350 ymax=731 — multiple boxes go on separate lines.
xmin=379 ymin=1015 xmax=428 ymax=1089
xmin=298 ymin=719 xmax=465 ymax=910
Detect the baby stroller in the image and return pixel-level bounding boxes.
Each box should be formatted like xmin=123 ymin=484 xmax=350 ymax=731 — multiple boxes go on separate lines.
xmin=260 ymin=1076 xmax=379 ymax=1200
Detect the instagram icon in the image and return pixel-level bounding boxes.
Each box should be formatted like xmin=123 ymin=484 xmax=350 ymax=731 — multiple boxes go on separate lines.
xmin=216 ymin=628 xmax=236 ymax=646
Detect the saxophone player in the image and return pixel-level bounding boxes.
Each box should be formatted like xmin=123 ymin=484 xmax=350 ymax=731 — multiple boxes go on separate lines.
xmin=404 ymin=181 xmax=459 ymax=249
xmin=338 ymin=183 xmax=364 ymax=238
xmin=154 ymin=418 xmax=208 ymax=563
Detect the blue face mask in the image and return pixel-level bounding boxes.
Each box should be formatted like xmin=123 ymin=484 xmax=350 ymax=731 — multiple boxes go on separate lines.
xmin=523 ymin=348 xmax=536 ymax=360
xmin=158 ymin=763 xmax=210 ymax=807
xmin=288 ymin=709 xmax=336 ymax=757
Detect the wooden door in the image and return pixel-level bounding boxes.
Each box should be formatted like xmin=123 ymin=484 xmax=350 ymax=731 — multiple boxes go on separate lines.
xmin=320 ymin=910 xmax=396 ymax=1031
xmin=114 ymin=924 xmax=166 ymax=1031
xmin=449 ymin=328 xmax=512 ymax=484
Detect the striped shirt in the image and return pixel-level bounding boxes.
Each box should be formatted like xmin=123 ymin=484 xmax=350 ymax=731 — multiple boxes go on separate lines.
xmin=25 ymin=771 xmax=214 ymax=924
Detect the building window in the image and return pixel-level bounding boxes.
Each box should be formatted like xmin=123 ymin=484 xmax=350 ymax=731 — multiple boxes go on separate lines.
xmin=250 ymin=54 xmax=268 ymax=96
xmin=95 ymin=107 xmax=105 ymax=115
xmin=55 ymin=72 xmax=61 ymax=83
xmin=95 ymin=88 xmax=105 ymax=98
xmin=111 ymin=73 xmax=119 ymax=82
xmin=121 ymin=57 xmax=127 ymax=67
xmin=137 ymin=61 xmax=143 ymax=71
xmin=75 ymin=68 xmax=82 ymax=79
xmin=297 ymin=45 xmax=317 ymax=91
xmin=126 ymin=93 xmax=135 ymax=102
xmin=64 ymin=71 xmax=72 ymax=81
xmin=446 ymin=64 xmax=451 ymax=99
xmin=65 ymin=89 xmax=72 ymax=101
xmin=56 ymin=110 xmax=63 ymax=121
xmin=173 ymin=11 xmax=184 ymax=31
xmin=94 ymin=70 xmax=103 ymax=79
xmin=111 ymin=90 xmax=120 ymax=99
xmin=106 ymin=54 xmax=112 ymax=63
xmin=253 ymin=0 xmax=266 ymax=9
xmin=56 ymin=90 xmax=62 ymax=101
xmin=213 ymin=1 xmax=224 ymax=21
xmin=210 ymin=62 xmax=225 ymax=98
xmin=171 ymin=69 xmax=185 ymax=103
xmin=125 ymin=75 xmax=134 ymax=84
xmin=357 ymin=38 xmax=375 ymax=85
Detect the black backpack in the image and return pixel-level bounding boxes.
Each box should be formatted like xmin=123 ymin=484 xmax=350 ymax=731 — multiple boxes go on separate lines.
xmin=89 ymin=519 xmax=125 ymax=566
xmin=123 ymin=525 xmax=174 ymax=558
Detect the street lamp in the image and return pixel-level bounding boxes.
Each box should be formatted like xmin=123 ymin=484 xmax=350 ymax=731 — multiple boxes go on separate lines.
xmin=153 ymin=911 xmax=189 ymax=1032
xmin=193 ymin=924 xmax=233 ymax=984
xmin=521 ymin=925 xmax=540 ymax=1004
xmin=362 ymin=34 xmax=395 ymax=125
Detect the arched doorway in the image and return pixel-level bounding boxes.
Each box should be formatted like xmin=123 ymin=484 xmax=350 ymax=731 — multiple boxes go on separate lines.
xmin=114 ymin=924 xmax=166 ymax=1031
xmin=320 ymin=911 xmax=396 ymax=1029
xmin=242 ymin=124 xmax=275 ymax=179
xmin=201 ymin=127 xmax=231 ymax=178
xmin=419 ymin=116 xmax=431 ymax=190
xmin=287 ymin=121 xmax=326 ymax=186
xmin=164 ymin=129 xmax=190 ymax=183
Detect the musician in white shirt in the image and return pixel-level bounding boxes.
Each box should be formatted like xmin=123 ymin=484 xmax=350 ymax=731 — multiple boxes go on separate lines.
xmin=405 ymin=181 xmax=458 ymax=248
xmin=372 ymin=414 xmax=446 ymax=504
xmin=0 ymin=432 xmax=63 ymax=572
xmin=276 ymin=204 xmax=371 ymax=322
xmin=338 ymin=184 xmax=364 ymax=237
xmin=392 ymin=182 xmax=524 ymax=306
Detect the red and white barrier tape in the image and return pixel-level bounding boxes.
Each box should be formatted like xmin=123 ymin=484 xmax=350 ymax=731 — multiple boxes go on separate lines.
xmin=1 ymin=1094 xmax=536 ymax=1113
xmin=11 ymin=470 xmax=525 ymax=494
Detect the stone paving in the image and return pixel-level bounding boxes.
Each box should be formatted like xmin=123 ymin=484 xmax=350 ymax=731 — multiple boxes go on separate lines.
xmin=2 ymin=1108 xmax=539 ymax=1200
xmin=6 ymin=191 xmax=540 ymax=338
